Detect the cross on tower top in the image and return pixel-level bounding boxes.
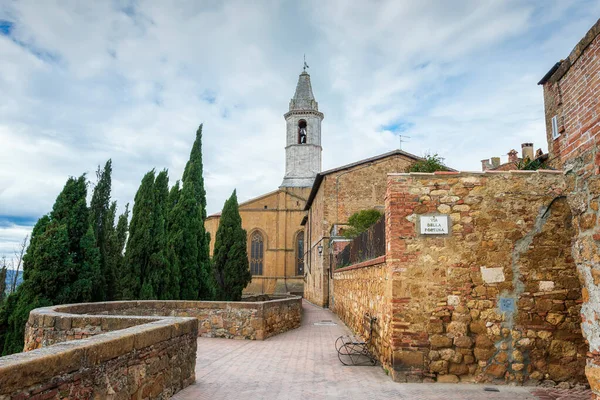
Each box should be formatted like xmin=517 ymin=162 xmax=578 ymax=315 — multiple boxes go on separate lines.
xmin=303 ymin=54 xmax=309 ymax=72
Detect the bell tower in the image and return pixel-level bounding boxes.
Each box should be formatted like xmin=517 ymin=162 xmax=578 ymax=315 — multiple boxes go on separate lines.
xmin=280 ymin=66 xmax=323 ymax=188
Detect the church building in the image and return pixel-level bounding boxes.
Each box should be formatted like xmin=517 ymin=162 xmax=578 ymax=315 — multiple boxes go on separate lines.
xmin=205 ymin=68 xmax=322 ymax=295
xmin=205 ymin=67 xmax=423 ymax=297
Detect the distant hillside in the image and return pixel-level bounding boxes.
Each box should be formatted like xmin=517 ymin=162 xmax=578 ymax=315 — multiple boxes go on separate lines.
xmin=4 ymin=270 xmax=23 ymax=294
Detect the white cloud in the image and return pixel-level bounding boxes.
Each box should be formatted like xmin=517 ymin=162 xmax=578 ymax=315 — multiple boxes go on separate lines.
xmin=0 ymin=0 xmax=598 ymax=260
xmin=0 ymin=223 xmax=30 ymax=269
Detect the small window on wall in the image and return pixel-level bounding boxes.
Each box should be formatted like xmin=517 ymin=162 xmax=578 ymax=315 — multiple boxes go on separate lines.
xmin=296 ymin=231 xmax=304 ymax=276
xmin=250 ymin=231 xmax=264 ymax=276
xmin=551 ymin=115 xmax=560 ymax=140
xmin=298 ymin=120 xmax=307 ymax=144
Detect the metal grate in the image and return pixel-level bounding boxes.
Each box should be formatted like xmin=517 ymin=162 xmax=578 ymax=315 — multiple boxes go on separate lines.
xmin=336 ymin=215 xmax=385 ymax=269
xmin=314 ymin=320 xmax=337 ymax=326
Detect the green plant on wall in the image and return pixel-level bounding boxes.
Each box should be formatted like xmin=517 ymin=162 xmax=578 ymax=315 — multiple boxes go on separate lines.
xmin=516 ymin=157 xmax=548 ymax=171
xmin=406 ymin=153 xmax=447 ymax=173
xmin=343 ymin=209 xmax=383 ymax=239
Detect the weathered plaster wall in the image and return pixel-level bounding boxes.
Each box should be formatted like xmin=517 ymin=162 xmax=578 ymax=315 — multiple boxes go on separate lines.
xmin=385 ymin=171 xmax=586 ymax=386
xmin=1 ymin=305 xmax=198 ymax=399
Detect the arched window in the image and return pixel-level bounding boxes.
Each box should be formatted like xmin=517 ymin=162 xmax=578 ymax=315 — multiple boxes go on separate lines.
xmin=298 ymin=120 xmax=307 ymax=144
xmin=296 ymin=231 xmax=304 ymax=276
xmin=250 ymin=231 xmax=264 ymax=275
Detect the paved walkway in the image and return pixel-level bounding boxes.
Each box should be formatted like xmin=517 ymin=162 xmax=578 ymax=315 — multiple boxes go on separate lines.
xmin=173 ymin=300 xmax=587 ymax=400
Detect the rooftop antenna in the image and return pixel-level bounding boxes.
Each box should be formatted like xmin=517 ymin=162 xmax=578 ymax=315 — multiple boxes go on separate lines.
xmin=303 ymin=54 xmax=309 ymax=72
xmin=398 ymin=134 xmax=410 ymax=150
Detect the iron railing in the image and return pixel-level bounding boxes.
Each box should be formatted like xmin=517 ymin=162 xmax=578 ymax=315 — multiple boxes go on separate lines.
xmin=336 ymin=216 xmax=385 ymax=269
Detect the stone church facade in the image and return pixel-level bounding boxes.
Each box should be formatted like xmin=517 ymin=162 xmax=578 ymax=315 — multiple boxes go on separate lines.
xmin=205 ymin=69 xmax=324 ymax=295
xmin=206 ymin=69 xmax=424 ymax=297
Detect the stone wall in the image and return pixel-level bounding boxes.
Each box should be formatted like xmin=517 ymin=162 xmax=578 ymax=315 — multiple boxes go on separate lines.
xmin=384 ymin=171 xmax=586 ymax=386
xmin=304 ymin=153 xmax=416 ymax=308
xmin=332 ymin=257 xmax=393 ymax=365
xmin=1 ymin=305 xmax=198 ymax=399
xmin=539 ymin=18 xmax=600 ymax=396
xmin=2 ymin=296 xmax=301 ymax=399
xmin=569 ymin=166 xmax=600 ymax=395
xmin=24 ymin=297 xmax=302 ymax=349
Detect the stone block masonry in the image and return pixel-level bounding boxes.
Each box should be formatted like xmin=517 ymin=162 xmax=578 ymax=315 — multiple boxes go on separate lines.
xmin=24 ymin=296 xmax=302 ymax=349
xmin=1 ymin=296 xmax=301 ymax=399
xmin=384 ymin=171 xmax=586 ymax=386
xmin=332 ymin=257 xmax=393 ymax=365
xmin=539 ymin=18 xmax=600 ymax=397
xmin=1 ymin=308 xmax=198 ymax=399
xmin=304 ymin=152 xmax=416 ymax=308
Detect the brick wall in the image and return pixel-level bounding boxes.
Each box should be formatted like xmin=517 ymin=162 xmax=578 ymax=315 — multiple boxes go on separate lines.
xmin=384 ymin=171 xmax=586 ymax=386
xmin=541 ymin=18 xmax=600 ymax=171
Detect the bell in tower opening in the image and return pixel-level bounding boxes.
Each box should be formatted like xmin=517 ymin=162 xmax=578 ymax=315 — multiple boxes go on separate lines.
xmin=280 ymin=64 xmax=323 ymax=188
xmin=298 ymin=120 xmax=307 ymax=144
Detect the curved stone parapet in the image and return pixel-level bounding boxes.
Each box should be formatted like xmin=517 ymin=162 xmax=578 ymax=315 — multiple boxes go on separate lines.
xmin=1 ymin=305 xmax=197 ymax=400
xmin=0 ymin=295 xmax=302 ymax=399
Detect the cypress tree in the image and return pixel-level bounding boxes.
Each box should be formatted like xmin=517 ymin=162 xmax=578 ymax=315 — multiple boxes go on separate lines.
xmin=103 ymin=201 xmax=128 ymax=301
xmin=144 ymin=170 xmax=170 ymax=299
xmin=0 ymin=216 xmax=50 ymax=355
xmin=168 ymin=125 xmax=214 ymax=300
xmin=165 ymin=181 xmax=181 ymax=300
xmin=116 ymin=204 xmax=129 ymax=254
xmin=120 ymin=169 xmax=171 ymax=300
xmin=89 ymin=160 xmax=113 ymax=300
xmin=0 ymin=175 xmax=101 ymax=355
xmin=185 ymin=124 xmax=213 ymax=300
xmin=121 ymin=171 xmax=155 ymax=299
xmin=0 ymin=265 xmax=6 ymax=303
xmin=46 ymin=175 xmax=101 ymax=303
xmin=110 ymin=203 xmax=129 ymax=297
xmin=212 ymin=190 xmax=251 ymax=301
xmin=168 ymin=183 xmax=200 ymax=299
xmin=168 ymin=180 xmax=180 ymax=207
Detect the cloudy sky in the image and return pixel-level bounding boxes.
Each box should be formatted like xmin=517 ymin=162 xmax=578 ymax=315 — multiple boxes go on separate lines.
xmin=0 ymin=0 xmax=598 ymax=264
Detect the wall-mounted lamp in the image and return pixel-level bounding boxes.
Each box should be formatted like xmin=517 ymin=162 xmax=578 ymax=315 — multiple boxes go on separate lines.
xmin=317 ymin=244 xmax=323 ymax=255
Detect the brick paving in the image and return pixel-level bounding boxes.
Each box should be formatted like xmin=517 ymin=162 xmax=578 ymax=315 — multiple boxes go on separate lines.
xmin=530 ymin=388 xmax=593 ymax=400
xmin=173 ymin=300 xmax=589 ymax=400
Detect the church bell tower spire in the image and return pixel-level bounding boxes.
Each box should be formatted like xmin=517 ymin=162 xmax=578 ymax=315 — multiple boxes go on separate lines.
xmin=280 ymin=65 xmax=324 ymax=188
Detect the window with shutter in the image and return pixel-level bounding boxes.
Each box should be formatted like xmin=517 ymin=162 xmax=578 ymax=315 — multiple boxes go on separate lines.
xmin=551 ymin=115 xmax=560 ymax=140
